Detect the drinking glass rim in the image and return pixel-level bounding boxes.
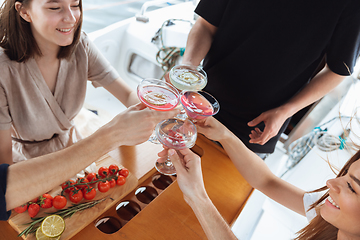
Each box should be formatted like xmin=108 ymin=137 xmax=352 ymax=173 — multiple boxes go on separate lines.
xmin=155 ymin=118 xmax=197 ymax=149
xmin=170 ymin=64 xmax=207 ymax=79
xmin=137 ymin=78 xmax=180 ymax=110
xmin=180 ymin=90 xmax=220 ymax=117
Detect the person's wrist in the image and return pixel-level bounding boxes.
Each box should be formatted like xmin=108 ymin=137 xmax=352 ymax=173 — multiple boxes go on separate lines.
xmin=186 ymin=192 xmax=213 ymax=214
xmin=186 ymin=190 xmax=210 ymax=208
xmin=181 ymin=60 xmax=198 ymax=67
xmin=93 ymin=122 xmax=123 ymax=152
xmin=278 ymin=103 xmax=296 ymax=120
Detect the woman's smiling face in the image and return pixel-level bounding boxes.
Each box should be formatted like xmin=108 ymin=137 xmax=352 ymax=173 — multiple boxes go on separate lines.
xmin=321 ymin=158 xmax=360 ymax=238
xmin=16 ymin=0 xmax=81 ymax=52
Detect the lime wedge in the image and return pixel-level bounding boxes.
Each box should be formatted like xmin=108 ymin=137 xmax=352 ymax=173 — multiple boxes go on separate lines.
xmin=143 ymin=92 xmax=168 ymax=106
xmin=36 ymin=227 xmax=61 ymax=240
xmin=178 ymin=72 xmax=199 ymax=84
xmin=41 ymin=215 xmax=65 ymax=238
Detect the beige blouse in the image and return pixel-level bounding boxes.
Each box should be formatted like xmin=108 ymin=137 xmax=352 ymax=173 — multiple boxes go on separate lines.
xmin=0 ymin=32 xmax=119 ymax=162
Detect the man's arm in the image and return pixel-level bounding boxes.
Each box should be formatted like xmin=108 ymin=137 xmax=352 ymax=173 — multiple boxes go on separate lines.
xmin=182 ymin=17 xmax=218 ymax=66
xmin=248 ymin=65 xmax=347 ymax=145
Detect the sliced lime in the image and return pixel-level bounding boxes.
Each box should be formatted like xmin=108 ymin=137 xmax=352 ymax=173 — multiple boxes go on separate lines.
xmin=36 ymin=226 xmax=61 ymax=240
xmin=41 ymin=215 xmax=65 ymax=238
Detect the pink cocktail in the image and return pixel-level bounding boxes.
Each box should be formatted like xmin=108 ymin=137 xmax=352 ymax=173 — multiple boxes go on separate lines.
xmin=155 ymin=118 xmax=197 ymax=175
xmin=137 ymin=80 xmax=179 ymax=111
xmin=180 ymin=91 xmax=220 ymax=122
xmin=137 ymin=78 xmax=180 ymax=143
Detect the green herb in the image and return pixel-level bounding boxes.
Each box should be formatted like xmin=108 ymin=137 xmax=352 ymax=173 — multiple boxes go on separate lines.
xmin=18 ymin=197 xmax=108 ymax=237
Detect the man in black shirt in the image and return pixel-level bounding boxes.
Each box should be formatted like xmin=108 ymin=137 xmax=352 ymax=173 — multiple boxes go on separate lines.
xmin=183 ymin=0 xmax=360 ymax=154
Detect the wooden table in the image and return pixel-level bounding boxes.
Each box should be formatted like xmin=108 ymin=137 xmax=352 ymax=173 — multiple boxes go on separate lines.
xmin=0 ymin=135 xmax=253 ymax=239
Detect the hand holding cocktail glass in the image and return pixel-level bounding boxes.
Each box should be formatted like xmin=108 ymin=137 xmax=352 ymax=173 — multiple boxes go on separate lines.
xmin=137 ymin=78 xmax=180 ymax=143
xmin=137 ymin=65 xmax=219 ymax=175
xmin=152 ymin=64 xmax=219 ymax=175
xmin=154 ymin=118 xmax=197 ymax=175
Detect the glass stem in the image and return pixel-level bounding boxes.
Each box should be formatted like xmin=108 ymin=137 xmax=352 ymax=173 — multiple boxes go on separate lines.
xmin=165 ymin=157 xmax=173 ymax=167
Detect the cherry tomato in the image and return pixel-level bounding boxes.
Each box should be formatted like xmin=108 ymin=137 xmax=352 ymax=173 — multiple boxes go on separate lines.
xmin=29 ymin=197 xmax=39 ymax=204
xmin=14 ymin=204 xmax=28 ymax=213
xmin=61 ymin=180 xmax=76 ymax=193
xmin=108 ymin=164 xmax=119 ymax=175
xmin=109 ymin=179 xmax=116 ymax=188
xmin=76 ymin=178 xmax=89 ymax=189
xmin=116 ymin=175 xmax=126 ymax=186
xmin=69 ymin=189 xmax=83 ymax=203
xmin=119 ymin=168 xmax=129 ymax=178
xmin=82 ymin=187 xmax=96 ymax=200
xmin=53 ymin=196 xmax=67 ymax=209
xmin=40 ymin=194 xmax=53 ymax=208
xmin=86 ymin=172 xmax=98 ymax=185
xmin=98 ymin=181 xmax=110 ymax=193
xmin=28 ymin=203 xmax=40 ymax=218
xmin=98 ymin=167 xmax=109 ymax=178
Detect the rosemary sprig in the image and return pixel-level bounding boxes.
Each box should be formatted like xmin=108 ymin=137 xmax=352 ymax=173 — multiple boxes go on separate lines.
xmin=18 ymin=197 xmax=109 ymax=237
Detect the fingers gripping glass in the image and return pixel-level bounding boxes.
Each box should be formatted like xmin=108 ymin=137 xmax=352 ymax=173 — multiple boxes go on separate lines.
xmin=137 ymin=78 xmax=180 ymax=143
xmin=155 ymin=118 xmax=197 ymax=175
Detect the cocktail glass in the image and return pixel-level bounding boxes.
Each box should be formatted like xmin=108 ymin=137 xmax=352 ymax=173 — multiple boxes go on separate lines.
xmin=180 ymin=91 xmax=220 ymax=123
xmin=169 ymin=64 xmax=207 ymax=91
xmin=137 ymin=78 xmax=180 ymax=143
xmin=155 ymin=118 xmax=197 ymax=175
xmin=169 ymin=64 xmax=207 ymax=120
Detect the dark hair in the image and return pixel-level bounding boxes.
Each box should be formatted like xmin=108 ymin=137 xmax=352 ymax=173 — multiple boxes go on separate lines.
xmin=294 ymin=150 xmax=360 ymax=240
xmin=0 ymin=0 xmax=83 ymax=62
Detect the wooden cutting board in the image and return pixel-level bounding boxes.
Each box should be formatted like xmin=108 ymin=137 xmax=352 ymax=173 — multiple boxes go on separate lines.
xmin=8 ymin=154 xmax=138 ymax=240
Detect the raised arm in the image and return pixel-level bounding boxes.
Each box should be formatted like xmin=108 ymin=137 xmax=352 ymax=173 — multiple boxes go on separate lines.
xmin=182 ymin=16 xmax=218 ymax=66
xmin=197 ymin=117 xmax=307 ymax=216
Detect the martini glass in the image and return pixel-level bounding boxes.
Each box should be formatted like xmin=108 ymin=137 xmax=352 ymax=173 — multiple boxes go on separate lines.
xmin=169 ymin=64 xmax=207 ymax=119
xmin=169 ymin=64 xmax=207 ymax=91
xmin=137 ymin=78 xmax=180 ymax=143
xmin=155 ymin=118 xmax=197 ymax=175
xmin=180 ymin=91 xmax=220 ymax=123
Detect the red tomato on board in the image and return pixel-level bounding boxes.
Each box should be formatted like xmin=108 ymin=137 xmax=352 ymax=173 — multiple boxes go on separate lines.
xmin=29 ymin=197 xmax=39 ymax=204
xmin=40 ymin=194 xmax=53 ymax=209
xmin=109 ymin=164 xmax=119 ymax=175
xmin=82 ymin=187 xmax=96 ymax=200
xmin=28 ymin=203 xmax=40 ymax=218
xmin=61 ymin=180 xmax=76 ymax=193
xmin=116 ymin=175 xmax=126 ymax=186
xmin=119 ymin=168 xmax=129 ymax=178
xmin=69 ymin=189 xmax=83 ymax=203
xmin=109 ymin=179 xmax=116 ymax=188
xmin=86 ymin=173 xmax=98 ymax=185
xmin=53 ymin=196 xmax=67 ymax=209
xmin=98 ymin=167 xmax=109 ymax=178
xmin=98 ymin=181 xmax=110 ymax=193
xmin=76 ymin=178 xmax=89 ymax=189
xmin=14 ymin=204 xmax=28 ymax=213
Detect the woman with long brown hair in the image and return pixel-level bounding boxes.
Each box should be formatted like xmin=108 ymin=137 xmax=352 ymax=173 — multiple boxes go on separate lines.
xmin=0 ymin=0 xmax=177 ymax=165
xmin=158 ymin=116 xmax=360 ymax=240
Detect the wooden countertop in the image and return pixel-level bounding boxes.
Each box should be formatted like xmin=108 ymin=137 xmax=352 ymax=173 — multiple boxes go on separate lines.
xmin=0 ymin=135 xmax=253 ymax=239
